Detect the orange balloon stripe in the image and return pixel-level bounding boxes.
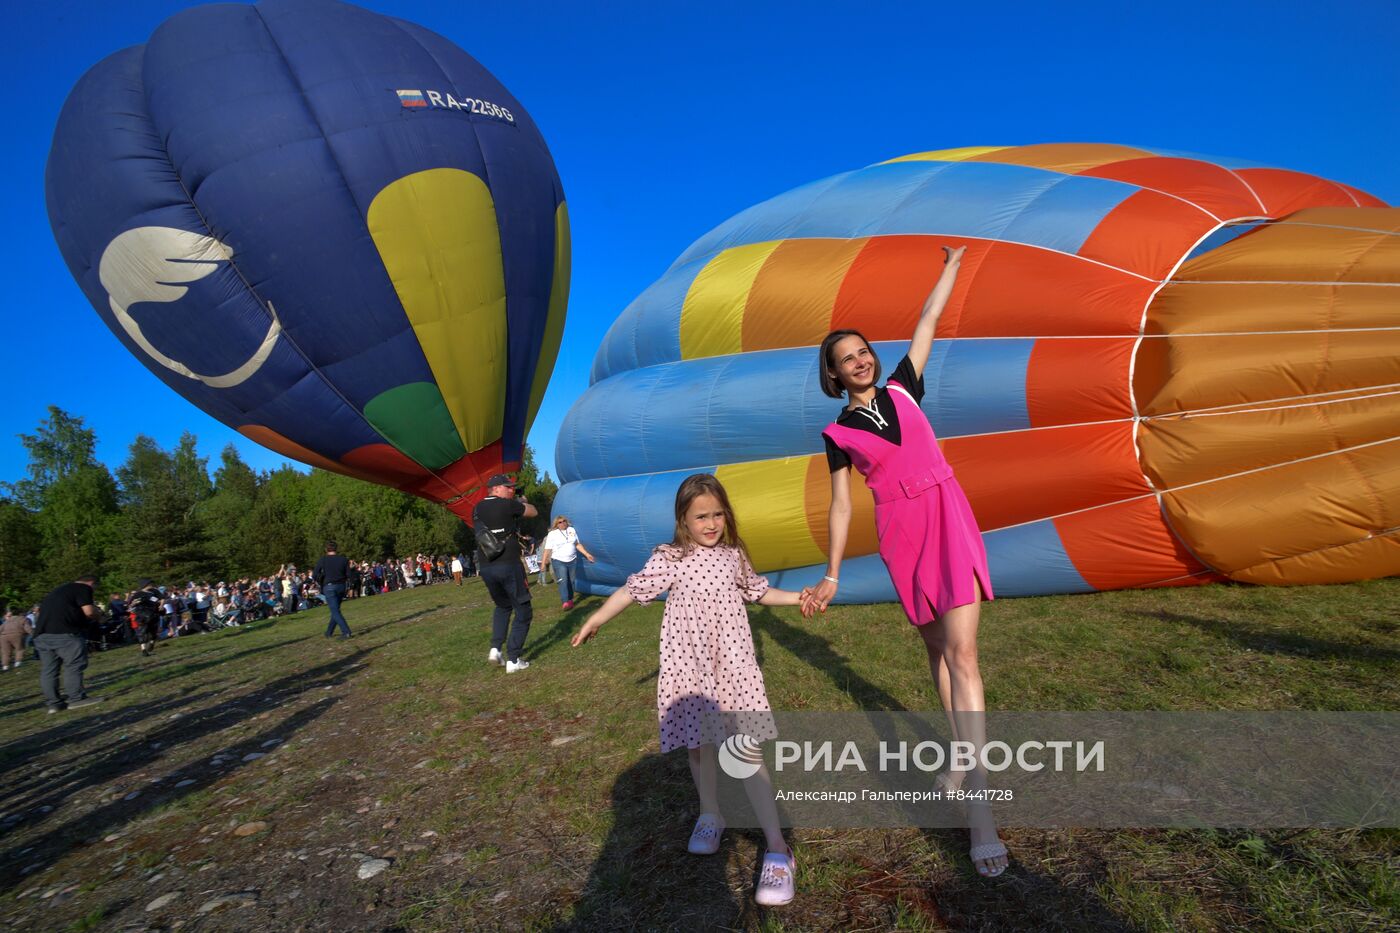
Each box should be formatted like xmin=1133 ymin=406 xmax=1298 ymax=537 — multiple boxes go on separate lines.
xmin=959 ymin=242 xmax=1152 ymax=336
xmin=1056 ymin=497 xmax=1208 ymax=590
xmin=1336 ymin=182 xmax=1390 ymax=209
xmin=802 ymin=454 xmax=879 ymax=560
xmin=1077 ymin=189 xmax=1218 ymax=278
xmin=1139 ymin=391 xmax=1400 ymax=491
xmin=966 ymin=143 xmax=1155 ymax=175
xmin=831 ymin=235 xmax=956 ymax=340
xmin=1161 ymin=438 xmax=1400 ymax=575
xmin=1145 ymin=282 xmax=1400 ymax=336
xmin=239 ymin=426 xmax=384 ymax=484
xmin=744 ymin=238 xmax=868 ymax=351
xmin=1078 ymin=156 xmax=1266 ymax=221
xmin=1230 ymin=531 xmax=1400 ymax=586
xmin=1025 ymin=337 xmax=1135 ymax=428
xmin=340 ymin=443 xmax=436 ymax=489
xmin=943 ymin=422 xmax=1147 ymax=532
xmin=1233 ymin=168 xmax=1362 ymax=215
xmin=1134 ymin=330 xmax=1400 ymax=419
xmin=1173 ymin=207 xmax=1400 ymax=284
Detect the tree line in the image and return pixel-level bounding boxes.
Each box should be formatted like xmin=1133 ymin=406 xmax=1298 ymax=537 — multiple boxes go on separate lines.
xmin=0 ymin=407 xmax=558 ymax=605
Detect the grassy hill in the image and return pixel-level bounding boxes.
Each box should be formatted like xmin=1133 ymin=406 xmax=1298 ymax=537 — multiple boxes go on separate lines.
xmin=1 ymin=577 xmax=1396 ymax=931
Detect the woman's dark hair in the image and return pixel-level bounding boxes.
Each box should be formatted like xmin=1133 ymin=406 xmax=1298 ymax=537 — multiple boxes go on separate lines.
xmin=818 ymin=329 xmax=881 ymax=398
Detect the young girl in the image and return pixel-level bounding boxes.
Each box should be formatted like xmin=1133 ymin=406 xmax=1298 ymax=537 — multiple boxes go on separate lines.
xmin=572 ymin=473 xmax=808 ymax=907
xmin=806 ymin=245 xmax=1009 ymax=878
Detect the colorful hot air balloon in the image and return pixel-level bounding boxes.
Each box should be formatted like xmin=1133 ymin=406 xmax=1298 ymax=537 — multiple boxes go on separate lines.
xmin=46 ymin=0 xmax=569 ymax=521
xmin=556 ymin=143 xmax=1398 ymax=601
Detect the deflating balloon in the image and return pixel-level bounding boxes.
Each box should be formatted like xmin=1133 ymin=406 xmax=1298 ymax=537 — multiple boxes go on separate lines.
xmin=557 ymin=143 xmax=1397 ymax=600
xmin=46 ymin=0 xmax=569 ymax=520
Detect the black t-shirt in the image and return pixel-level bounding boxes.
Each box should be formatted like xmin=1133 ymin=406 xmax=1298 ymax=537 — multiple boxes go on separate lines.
xmin=36 ymin=582 xmax=96 ymax=637
xmin=314 ymin=554 xmax=350 ymax=586
xmin=474 ymin=495 xmax=527 ymax=564
xmin=824 ymin=355 xmax=927 ymax=472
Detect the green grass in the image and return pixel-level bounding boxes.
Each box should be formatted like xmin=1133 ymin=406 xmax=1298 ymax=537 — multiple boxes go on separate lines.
xmin=0 ymin=576 xmax=1396 ymax=931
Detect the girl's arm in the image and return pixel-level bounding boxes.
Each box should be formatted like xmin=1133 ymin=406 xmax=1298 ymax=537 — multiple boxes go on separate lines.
xmin=809 ymin=467 xmax=853 ymax=613
xmin=571 ymin=586 xmax=635 ymax=646
xmin=907 ymin=246 xmax=966 ymax=378
xmin=757 ymin=585 xmax=810 ymax=607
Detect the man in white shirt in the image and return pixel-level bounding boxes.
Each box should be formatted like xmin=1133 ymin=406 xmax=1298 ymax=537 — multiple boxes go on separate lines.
xmin=541 ymin=515 xmax=595 ymax=610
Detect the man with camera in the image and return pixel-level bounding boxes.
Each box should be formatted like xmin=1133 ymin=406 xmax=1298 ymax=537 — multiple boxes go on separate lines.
xmin=472 ymin=474 xmax=537 ymax=673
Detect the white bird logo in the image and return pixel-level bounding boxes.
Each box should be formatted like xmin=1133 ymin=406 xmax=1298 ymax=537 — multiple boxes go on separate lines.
xmin=98 ymin=226 xmax=281 ymax=388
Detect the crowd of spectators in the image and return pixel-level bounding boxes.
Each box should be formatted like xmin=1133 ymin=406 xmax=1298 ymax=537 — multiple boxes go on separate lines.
xmin=2 ymin=552 xmax=476 ymax=661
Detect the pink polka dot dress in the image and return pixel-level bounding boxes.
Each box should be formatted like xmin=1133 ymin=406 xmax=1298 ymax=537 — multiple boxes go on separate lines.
xmin=626 ymin=543 xmax=778 ymax=752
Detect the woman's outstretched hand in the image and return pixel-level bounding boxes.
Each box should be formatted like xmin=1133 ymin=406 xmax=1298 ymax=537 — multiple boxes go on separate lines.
xmin=942 ymin=245 xmax=966 ymax=266
xmin=571 ymin=615 xmax=602 ymax=647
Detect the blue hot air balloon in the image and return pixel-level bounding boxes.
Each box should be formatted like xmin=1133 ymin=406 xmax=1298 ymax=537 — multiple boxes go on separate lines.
xmin=47 ymin=0 xmax=569 ymax=519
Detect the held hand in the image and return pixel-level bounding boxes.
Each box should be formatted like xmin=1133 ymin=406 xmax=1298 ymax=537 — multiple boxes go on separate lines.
xmin=811 ymin=578 xmax=838 ymax=614
xmin=571 ymin=616 xmax=601 ymax=647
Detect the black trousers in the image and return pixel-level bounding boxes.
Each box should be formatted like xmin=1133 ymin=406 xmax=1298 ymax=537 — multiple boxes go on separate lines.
xmin=479 ymin=558 xmax=533 ymax=662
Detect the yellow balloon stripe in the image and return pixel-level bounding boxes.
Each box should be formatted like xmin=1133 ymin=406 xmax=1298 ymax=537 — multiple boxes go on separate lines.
xmin=369 ymin=168 xmax=506 ymax=453
xmin=680 ymin=241 xmax=781 ymax=360
xmin=526 ymin=201 xmax=571 ymax=436
xmin=881 ymin=146 xmax=1009 ymax=164
xmin=717 ymin=457 xmax=828 ymax=570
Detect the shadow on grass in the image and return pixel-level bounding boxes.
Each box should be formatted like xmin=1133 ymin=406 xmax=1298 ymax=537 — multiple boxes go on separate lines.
xmin=751 ymin=607 xmax=908 ymax=712
xmin=559 ymin=751 xmax=759 ymax=931
xmin=1135 ymin=610 xmax=1400 ymax=663
xmin=0 ymin=686 xmax=221 ymax=777
xmin=0 ymin=627 xmax=318 ymax=726
xmin=524 ymin=598 xmax=597 ymax=660
xmin=85 ymin=633 xmax=317 ymax=696
xmin=916 ymin=827 xmax=1137 ymax=931
xmin=0 ymin=647 xmax=376 ymax=891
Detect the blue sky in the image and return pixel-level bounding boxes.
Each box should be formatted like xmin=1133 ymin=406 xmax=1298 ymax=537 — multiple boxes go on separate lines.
xmin=6 ymin=0 xmax=1398 ymax=488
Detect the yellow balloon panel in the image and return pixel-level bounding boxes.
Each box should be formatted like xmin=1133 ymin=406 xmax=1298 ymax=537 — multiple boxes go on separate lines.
xmin=368 ymin=168 xmax=506 ymax=452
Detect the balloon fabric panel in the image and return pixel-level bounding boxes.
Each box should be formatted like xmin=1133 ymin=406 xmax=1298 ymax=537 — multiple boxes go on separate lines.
xmin=48 ymin=0 xmax=569 ymax=521
xmin=560 ymin=143 xmax=1395 ymax=601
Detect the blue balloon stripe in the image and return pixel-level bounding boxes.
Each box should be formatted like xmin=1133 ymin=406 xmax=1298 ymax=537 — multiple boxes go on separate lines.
xmin=572 ymin=523 xmax=1097 ymax=603
xmin=558 ymin=340 xmax=1031 ymax=484
xmin=592 ymin=259 xmax=697 ymax=382
xmin=674 ymin=161 xmax=1139 ymax=271
xmin=574 ymin=518 xmax=1097 ymax=599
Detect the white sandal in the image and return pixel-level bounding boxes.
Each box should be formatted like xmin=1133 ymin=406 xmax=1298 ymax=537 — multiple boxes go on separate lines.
xmin=970 ymin=841 xmax=1009 ymax=878
xmin=687 ymin=813 xmax=724 ymax=855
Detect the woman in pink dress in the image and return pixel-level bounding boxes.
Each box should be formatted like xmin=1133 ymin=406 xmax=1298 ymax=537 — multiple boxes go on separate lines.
xmin=572 ymin=473 xmax=812 ymax=906
xmin=807 ymin=246 xmax=1009 ymax=878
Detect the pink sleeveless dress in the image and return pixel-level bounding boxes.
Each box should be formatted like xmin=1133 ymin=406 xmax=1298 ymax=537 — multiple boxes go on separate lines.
xmin=823 ymin=380 xmax=993 ymax=625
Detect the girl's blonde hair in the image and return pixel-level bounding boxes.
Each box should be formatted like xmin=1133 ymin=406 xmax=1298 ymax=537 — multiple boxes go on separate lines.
xmin=665 ymin=473 xmax=750 ymax=561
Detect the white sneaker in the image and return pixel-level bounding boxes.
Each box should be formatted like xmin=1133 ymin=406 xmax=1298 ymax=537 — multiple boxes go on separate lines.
xmin=488 ymin=648 xmax=504 ymax=666
xmin=505 ymin=658 xmax=530 ymax=673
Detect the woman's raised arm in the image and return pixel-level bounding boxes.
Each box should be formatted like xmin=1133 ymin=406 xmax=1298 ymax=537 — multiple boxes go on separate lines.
xmin=907 ymin=245 xmax=965 ymax=377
